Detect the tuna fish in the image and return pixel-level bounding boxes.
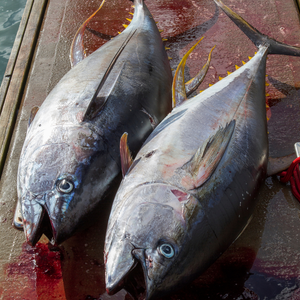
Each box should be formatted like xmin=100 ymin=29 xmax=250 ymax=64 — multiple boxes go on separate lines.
xmin=104 ymin=1 xmax=300 ymax=299
xmin=17 ymin=0 xmax=174 ymax=246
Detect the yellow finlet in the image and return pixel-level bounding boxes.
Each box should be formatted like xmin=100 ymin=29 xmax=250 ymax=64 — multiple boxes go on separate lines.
xmin=265 ymin=74 xmax=268 ymax=77
xmin=165 ymin=47 xmax=170 ymax=50
xmin=242 ymin=61 xmax=246 ymax=65
xmin=126 ymin=18 xmax=132 ymax=22
xmin=162 ymin=38 xmax=168 ymax=41
xmin=168 ymin=57 xmax=172 ymax=60
xmin=219 ymin=76 xmax=224 ymax=80
xmin=235 ymin=65 xmax=240 ymax=70
xmin=159 ymin=29 xmax=163 ymax=33
xmin=129 ymin=12 xmax=134 ymax=15
xmin=156 ymin=21 xmax=158 ymax=24
xmin=171 ymin=68 xmax=174 ymax=71
xmin=248 ymin=56 xmax=252 ymax=60
xmin=227 ymin=71 xmax=232 ymax=75
xmin=209 ymin=83 xmax=213 ymax=87
xmin=131 ymin=5 xmax=135 ymax=8
xmin=118 ymin=32 xmax=121 ymax=34
xmin=265 ymin=82 xmax=269 ymax=87
xmin=266 ymin=93 xmax=270 ymax=97
xmin=123 ymin=24 xmax=128 ymax=28
xmin=254 ymin=52 xmax=257 ymax=55
xmin=199 ymin=90 xmax=204 ymax=93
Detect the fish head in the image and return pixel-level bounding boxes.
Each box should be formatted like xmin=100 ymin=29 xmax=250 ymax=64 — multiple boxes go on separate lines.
xmin=18 ymin=126 xmax=116 ymax=245
xmin=105 ymin=183 xmax=204 ymax=300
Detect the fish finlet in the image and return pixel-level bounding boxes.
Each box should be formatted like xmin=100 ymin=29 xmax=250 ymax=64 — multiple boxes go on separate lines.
xmin=126 ymin=18 xmax=132 ymax=22
xmin=168 ymin=57 xmax=172 ymax=60
xmin=235 ymin=65 xmax=240 ymax=70
xmin=242 ymin=61 xmax=246 ymax=65
xmin=209 ymin=83 xmax=214 ymax=87
xmin=227 ymin=71 xmax=232 ymax=75
xmin=265 ymin=82 xmax=269 ymax=87
xmin=129 ymin=12 xmax=134 ymax=15
xmin=159 ymin=29 xmax=163 ymax=33
xmin=162 ymin=38 xmax=168 ymax=42
xmin=123 ymin=24 xmax=128 ymax=28
xmin=266 ymin=93 xmax=270 ymax=97
xmin=165 ymin=47 xmax=170 ymax=50
xmin=219 ymin=76 xmax=224 ymax=80
xmin=248 ymin=56 xmax=252 ymax=60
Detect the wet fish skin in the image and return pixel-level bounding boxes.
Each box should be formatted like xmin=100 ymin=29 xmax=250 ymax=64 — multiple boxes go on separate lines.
xmin=104 ymin=1 xmax=300 ymax=299
xmin=17 ymin=0 xmax=172 ymax=246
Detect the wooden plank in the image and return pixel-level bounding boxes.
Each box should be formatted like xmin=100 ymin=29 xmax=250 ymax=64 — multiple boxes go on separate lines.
xmin=0 ymin=0 xmax=34 ymax=115
xmin=0 ymin=0 xmax=48 ymax=176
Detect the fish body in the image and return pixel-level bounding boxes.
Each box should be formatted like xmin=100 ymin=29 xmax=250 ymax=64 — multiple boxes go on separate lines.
xmin=104 ymin=1 xmax=300 ymax=299
xmin=17 ymin=0 xmax=172 ymax=245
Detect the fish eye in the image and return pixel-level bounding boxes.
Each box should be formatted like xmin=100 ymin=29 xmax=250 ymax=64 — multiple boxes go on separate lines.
xmin=159 ymin=243 xmax=174 ymax=258
xmin=57 ymin=179 xmax=74 ymax=194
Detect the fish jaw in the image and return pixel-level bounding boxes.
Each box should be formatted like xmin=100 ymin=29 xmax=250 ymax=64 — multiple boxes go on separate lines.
xmin=105 ymin=183 xmax=201 ymax=299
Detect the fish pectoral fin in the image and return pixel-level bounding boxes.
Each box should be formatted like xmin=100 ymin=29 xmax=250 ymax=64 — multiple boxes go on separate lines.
xmin=172 ymin=37 xmax=204 ymax=108
xmin=185 ymin=45 xmax=215 ymax=97
xmin=120 ymin=132 xmax=133 ymax=177
xmin=28 ymin=106 xmax=39 ymax=128
xmin=183 ymin=120 xmax=235 ymax=189
xmin=70 ymin=0 xmax=106 ymax=67
xmin=267 ymin=153 xmax=296 ymax=176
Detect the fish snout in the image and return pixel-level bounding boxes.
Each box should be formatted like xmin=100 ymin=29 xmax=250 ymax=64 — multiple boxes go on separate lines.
xmin=105 ymin=240 xmax=136 ymax=295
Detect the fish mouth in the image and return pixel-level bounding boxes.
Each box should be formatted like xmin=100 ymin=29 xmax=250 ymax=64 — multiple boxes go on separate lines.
xmin=105 ymin=243 xmax=150 ymax=300
xmin=106 ymin=258 xmax=147 ymax=300
xmin=23 ymin=203 xmax=56 ymax=246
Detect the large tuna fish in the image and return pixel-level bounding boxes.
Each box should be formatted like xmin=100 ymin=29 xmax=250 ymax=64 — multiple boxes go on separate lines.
xmin=17 ymin=0 xmax=174 ymax=246
xmin=104 ymin=1 xmax=300 ymax=299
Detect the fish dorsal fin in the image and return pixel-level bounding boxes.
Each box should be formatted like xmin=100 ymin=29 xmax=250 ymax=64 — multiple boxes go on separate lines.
xmin=182 ymin=120 xmax=235 ymax=189
xmin=82 ymin=29 xmax=137 ymax=121
xmin=120 ymin=132 xmax=133 ymax=177
xmin=185 ymin=45 xmax=215 ymax=97
xmin=28 ymin=106 xmax=39 ymax=128
xmin=70 ymin=0 xmax=106 ymax=67
xmin=172 ymin=37 xmax=204 ymax=107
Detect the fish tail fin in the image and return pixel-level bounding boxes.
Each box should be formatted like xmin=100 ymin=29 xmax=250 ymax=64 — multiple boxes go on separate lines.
xmin=214 ymin=0 xmax=300 ymax=56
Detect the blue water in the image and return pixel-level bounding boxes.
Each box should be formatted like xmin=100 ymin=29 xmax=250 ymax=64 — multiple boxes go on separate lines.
xmin=0 ymin=0 xmax=26 ymax=84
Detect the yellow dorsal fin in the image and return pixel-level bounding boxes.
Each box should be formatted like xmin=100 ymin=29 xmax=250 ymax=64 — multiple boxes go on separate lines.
xmin=126 ymin=18 xmax=132 ymax=22
xmin=235 ymin=65 xmax=240 ymax=70
xmin=242 ymin=61 xmax=246 ymax=65
xmin=123 ymin=24 xmax=128 ymax=28
xmin=227 ymin=71 xmax=232 ymax=75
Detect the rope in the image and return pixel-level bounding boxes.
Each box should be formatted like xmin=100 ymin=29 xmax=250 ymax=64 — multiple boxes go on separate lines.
xmin=279 ymin=157 xmax=300 ymax=202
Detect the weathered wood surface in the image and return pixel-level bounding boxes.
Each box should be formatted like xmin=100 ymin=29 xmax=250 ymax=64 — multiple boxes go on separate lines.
xmin=1 ymin=0 xmax=300 ymax=299
xmin=0 ymin=0 xmax=48 ymax=176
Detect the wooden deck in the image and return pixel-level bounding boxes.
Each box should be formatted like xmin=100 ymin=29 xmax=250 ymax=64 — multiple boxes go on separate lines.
xmin=1 ymin=0 xmax=300 ymax=299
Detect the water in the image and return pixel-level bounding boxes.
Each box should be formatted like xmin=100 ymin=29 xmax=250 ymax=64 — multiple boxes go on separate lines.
xmin=0 ymin=0 xmax=26 ymax=85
